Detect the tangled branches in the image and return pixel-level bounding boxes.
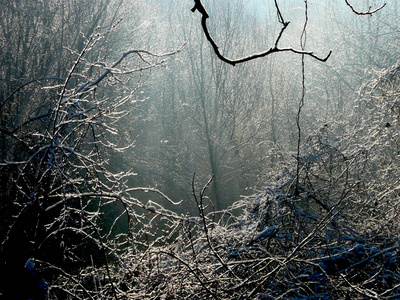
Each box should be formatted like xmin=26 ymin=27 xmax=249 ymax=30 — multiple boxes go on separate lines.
xmin=41 ymin=134 xmax=400 ymax=299
xmin=0 ymin=28 xmax=183 ymax=299
xmin=4 ymin=87 xmax=400 ymax=298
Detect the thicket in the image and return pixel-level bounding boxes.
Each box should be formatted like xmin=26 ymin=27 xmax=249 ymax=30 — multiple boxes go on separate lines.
xmin=2 ymin=47 xmax=400 ymax=300
xmin=1 ymin=0 xmax=400 ymax=299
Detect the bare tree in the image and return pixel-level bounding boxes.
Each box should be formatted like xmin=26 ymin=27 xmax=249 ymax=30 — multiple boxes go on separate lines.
xmin=1 ymin=0 xmax=399 ymax=299
xmin=0 ymin=4 xmax=183 ymax=296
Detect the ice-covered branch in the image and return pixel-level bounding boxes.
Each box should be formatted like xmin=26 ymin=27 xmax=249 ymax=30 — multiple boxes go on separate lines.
xmin=125 ymin=187 xmax=183 ymax=205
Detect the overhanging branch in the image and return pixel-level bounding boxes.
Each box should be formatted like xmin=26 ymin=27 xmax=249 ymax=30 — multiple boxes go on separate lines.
xmin=345 ymin=0 xmax=386 ymax=15
xmin=191 ymin=0 xmax=331 ymax=66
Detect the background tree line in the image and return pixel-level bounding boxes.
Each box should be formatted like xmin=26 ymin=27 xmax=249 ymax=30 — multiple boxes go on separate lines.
xmin=1 ymin=0 xmax=400 ymax=298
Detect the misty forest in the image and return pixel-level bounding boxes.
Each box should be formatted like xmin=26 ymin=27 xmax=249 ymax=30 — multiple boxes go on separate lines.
xmin=1 ymin=0 xmax=400 ymax=299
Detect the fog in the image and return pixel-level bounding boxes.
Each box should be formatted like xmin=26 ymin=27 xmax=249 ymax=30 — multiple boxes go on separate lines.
xmin=1 ymin=0 xmax=399 ymax=298
xmin=124 ymin=0 xmax=396 ymax=211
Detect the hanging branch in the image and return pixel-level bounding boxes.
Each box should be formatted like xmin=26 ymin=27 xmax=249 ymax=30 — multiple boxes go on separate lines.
xmin=344 ymin=0 xmax=386 ymax=15
xmin=294 ymin=0 xmax=309 ymax=196
xmin=191 ymin=0 xmax=331 ymax=66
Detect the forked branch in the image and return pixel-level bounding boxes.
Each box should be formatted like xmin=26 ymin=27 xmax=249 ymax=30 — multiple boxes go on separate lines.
xmin=191 ymin=0 xmax=331 ymax=66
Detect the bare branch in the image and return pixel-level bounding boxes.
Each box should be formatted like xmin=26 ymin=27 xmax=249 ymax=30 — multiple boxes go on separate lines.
xmin=1 ymin=77 xmax=65 ymax=109
xmin=125 ymin=187 xmax=183 ymax=205
xmin=191 ymin=0 xmax=331 ymax=65
xmin=32 ymin=259 xmax=96 ymax=300
xmin=159 ymin=250 xmax=218 ymax=299
xmin=345 ymin=0 xmax=386 ymax=15
xmin=76 ymin=45 xmax=186 ymax=96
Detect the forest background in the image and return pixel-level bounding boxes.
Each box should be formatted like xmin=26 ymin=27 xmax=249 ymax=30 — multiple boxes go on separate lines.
xmin=1 ymin=0 xmax=400 ymax=299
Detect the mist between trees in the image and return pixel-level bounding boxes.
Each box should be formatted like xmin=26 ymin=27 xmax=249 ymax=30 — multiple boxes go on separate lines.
xmin=1 ymin=0 xmax=400 ymax=299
